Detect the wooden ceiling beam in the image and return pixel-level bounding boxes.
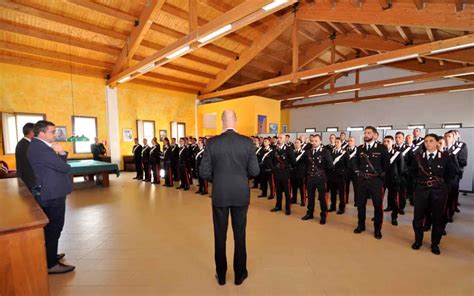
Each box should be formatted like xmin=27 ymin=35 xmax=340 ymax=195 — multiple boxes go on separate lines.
xmin=198 ymin=34 xmax=474 ymax=100
xmin=370 ymin=24 xmax=386 ymax=40
xmin=348 ymin=23 xmax=366 ymax=38
xmin=202 ymin=13 xmax=294 ymax=93
xmin=314 ymin=22 xmax=332 ymax=35
xmin=188 ymin=0 xmax=198 ymax=33
xmin=396 ymin=26 xmax=411 ymax=44
xmin=454 ymin=0 xmax=465 ymax=12
xmin=282 ymin=40 xmax=332 ymax=73
xmin=297 ymin=3 xmax=474 ymax=31
xmin=414 ymin=0 xmax=425 ymax=10
xmin=292 ymin=17 xmax=299 ymax=78
xmin=112 ymin=0 xmax=165 ymax=75
xmin=327 ymin=22 xmax=348 ymax=36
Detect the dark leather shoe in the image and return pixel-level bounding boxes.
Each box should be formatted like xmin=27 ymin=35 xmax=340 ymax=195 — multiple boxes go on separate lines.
xmin=383 ymin=207 xmax=392 ymax=212
xmin=291 ymin=199 xmax=297 ymax=204
xmin=301 ymin=214 xmax=314 ymax=220
xmin=431 ymin=245 xmax=441 ymax=255
xmin=183 ymin=187 xmax=189 ymax=191
xmin=57 ymin=253 xmax=65 ymax=260
xmin=285 ymin=209 xmax=291 ymax=216
xmin=328 ymin=207 xmax=336 ymax=212
xmin=391 ymin=219 xmax=398 ymax=226
xmin=48 ymin=263 xmax=75 ymax=274
xmin=443 ymin=230 xmax=447 ymax=236
xmin=201 ymin=192 xmax=208 ymax=195
xmin=257 ymin=195 xmax=266 ymax=198
xmin=319 ymin=217 xmax=326 ymax=225
xmin=268 ymin=195 xmax=274 ymax=200
xmin=354 ymin=226 xmax=365 ymax=233
xmin=374 ymin=231 xmax=382 ymax=240
xmin=423 ymin=225 xmax=431 ymax=232
xmin=176 ymin=186 xmax=182 ymax=189
xmin=455 ymin=208 xmax=460 ymax=213
xmin=411 ymin=242 xmax=422 ymax=250
xmin=300 ymin=202 xmax=305 ymax=207
xmin=398 ymin=209 xmax=405 ymax=215
xmin=270 ymin=207 xmax=281 ymax=212
xmin=215 ymin=274 xmax=225 ymax=285
xmin=195 ymin=190 xmax=202 ymax=194
xmin=235 ymin=271 xmax=248 ymax=285
xmin=371 ymin=217 xmax=375 ymax=221
xmin=448 ymin=217 xmax=454 ymax=223
xmin=133 ymin=177 xmax=138 ymax=179
xmin=336 ymin=210 xmax=345 ymax=215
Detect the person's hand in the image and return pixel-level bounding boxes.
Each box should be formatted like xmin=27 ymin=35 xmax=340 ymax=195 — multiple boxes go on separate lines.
xmin=52 ymin=143 xmax=66 ymax=155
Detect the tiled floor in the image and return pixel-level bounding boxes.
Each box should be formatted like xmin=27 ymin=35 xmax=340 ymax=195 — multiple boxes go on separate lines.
xmin=47 ymin=172 xmax=473 ymax=295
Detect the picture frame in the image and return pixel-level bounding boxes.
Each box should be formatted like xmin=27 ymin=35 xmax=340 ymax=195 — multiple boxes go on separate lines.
xmin=123 ymin=128 xmax=133 ymax=142
xmin=282 ymin=124 xmax=288 ymax=133
xmin=269 ymin=123 xmax=278 ymax=134
xmin=258 ymin=115 xmax=267 ymax=134
xmin=55 ymin=126 xmax=67 ymax=142
xmin=159 ymin=130 xmax=167 ymax=142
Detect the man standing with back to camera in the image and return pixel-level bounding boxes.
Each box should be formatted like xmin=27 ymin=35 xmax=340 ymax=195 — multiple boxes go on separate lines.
xmin=200 ymin=110 xmax=260 ymax=286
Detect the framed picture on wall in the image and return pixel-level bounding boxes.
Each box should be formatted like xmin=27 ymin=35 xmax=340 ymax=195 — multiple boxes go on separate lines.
xmin=282 ymin=124 xmax=288 ymax=133
xmin=55 ymin=126 xmax=67 ymax=142
xmin=123 ymin=128 xmax=133 ymax=142
xmin=258 ymin=115 xmax=267 ymax=134
xmin=269 ymin=123 xmax=278 ymax=133
xmin=159 ymin=130 xmax=167 ymax=142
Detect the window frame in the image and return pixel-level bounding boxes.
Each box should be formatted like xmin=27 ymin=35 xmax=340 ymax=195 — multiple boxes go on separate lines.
xmin=72 ymin=115 xmax=98 ymax=154
xmin=442 ymin=123 xmax=462 ymax=129
xmin=1 ymin=112 xmax=46 ymax=155
xmin=170 ymin=121 xmax=186 ymax=140
xmin=407 ymin=124 xmax=425 ymax=129
xmin=326 ymin=127 xmax=339 ymax=132
xmin=376 ymin=125 xmax=393 ymax=130
xmin=347 ymin=126 xmax=364 ymax=131
xmin=136 ymin=119 xmax=156 ymax=143
xmin=305 ymin=128 xmax=316 ymax=133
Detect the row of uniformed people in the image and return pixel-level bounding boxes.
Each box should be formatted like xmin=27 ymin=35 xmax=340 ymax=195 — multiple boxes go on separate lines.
xmin=250 ymin=127 xmax=467 ymax=255
xmin=132 ymin=136 xmax=209 ymax=194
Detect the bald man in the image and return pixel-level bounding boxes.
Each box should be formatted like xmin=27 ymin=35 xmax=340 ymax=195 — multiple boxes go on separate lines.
xmin=200 ymin=110 xmax=259 ymax=286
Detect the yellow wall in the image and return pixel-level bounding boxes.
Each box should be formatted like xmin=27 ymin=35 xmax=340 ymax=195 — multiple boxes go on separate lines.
xmin=0 ymin=62 xmax=197 ymax=170
xmin=280 ymin=109 xmax=291 ymax=132
xmin=0 ymin=63 xmax=108 ymax=169
xmin=197 ymin=96 xmax=281 ymax=136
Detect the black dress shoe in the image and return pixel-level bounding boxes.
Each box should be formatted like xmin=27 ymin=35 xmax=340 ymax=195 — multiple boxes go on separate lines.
xmin=301 ymin=214 xmax=314 ymax=220
xmin=133 ymin=177 xmax=138 ymax=179
xmin=270 ymin=207 xmax=281 ymax=212
xmin=195 ymin=190 xmax=202 ymax=194
xmin=201 ymin=192 xmax=208 ymax=195
xmin=374 ymin=231 xmax=382 ymax=240
xmin=176 ymin=186 xmax=182 ymax=189
xmin=235 ymin=271 xmax=248 ymax=285
xmin=285 ymin=209 xmax=291 ymax=216
xmin=391 ymin=219 xmax=398 ymax=226
xmin=328 ymin=207 xmax=336 ymax=213
xmin=398 ymin=209 xmax=405 ymax=215
xmin=291 ymin=198 xmax=297 ymax=204
xmin=354 ymin=226 xmax=365 ymax=233
xmin=448 ymin=217 xmax=454 ymax=223
xmin=257 ymin=194 xmax=266 ymax=198
xmin=371 ymin=217 xmax=375 ymax=221
xmin=443 ymin=230 xmax=447 ymax=236
xmin=215 ymin=274 xmax=225 ymax=285
xmin=336 ymin=210 xmax=345 ymax=215
xmin=383 ymin=207 xmax=392 ymax=212
xmin=268 ymin=195 xmax=275 ymax=200
xmin=423 ymin=225 xmax=431 ymax=232
xmin=184 ymin=187 xmax=189 ymax=191
xmin=411 ymin=242 xmax=422 ymax=250
xmin=455 ymin=208 xmax=460 ymax=213
xmin=57 ymin=253 xmax=65 ymax=260
xmin=431 ymin=245 xmax=441 ymax=255
xmin=300 ymin=202 xmax=305 ymax=207
xmin=319 ymin=217 xmax=326 ymax=225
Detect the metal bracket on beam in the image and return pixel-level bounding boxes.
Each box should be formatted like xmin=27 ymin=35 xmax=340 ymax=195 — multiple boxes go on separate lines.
xmin=382 ymin=2 xmax=392 ymax=10
xmin=134 ymin=19 xmax=140 ymax=27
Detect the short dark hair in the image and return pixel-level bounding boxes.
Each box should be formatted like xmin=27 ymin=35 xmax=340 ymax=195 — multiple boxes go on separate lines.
xmin=340 ymin=132 xmax=346 ymax=136
xmin=384 ymin=135 xmax=394 ymax=141
xmin=365 ymin=126 xmax=377 ymax=133
xmin=425 ymin=133 xmax=438 ymax=141
xmin=272 ymin=136 xmax=278 ymax=139
xmin=22 ymin=122 xmax=35 ymax=136
xmin=285 ymin=134 xmax=290 ymax=138
xmin=437 ymin=135 xmax=444 ymax=141
xmin=395 ymin=131 xmax=405 ymax=137
xmin=33 ymin=120 xmax=55 ymax=136
xmin=313 ymin=134 xmax=322 ymax=140
xmin=335 ymin=137 xmax=341 ymax=141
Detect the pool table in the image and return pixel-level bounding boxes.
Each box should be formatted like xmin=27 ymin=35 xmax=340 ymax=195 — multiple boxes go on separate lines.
xmin=68 ymin=160 xmax=120 ymax=187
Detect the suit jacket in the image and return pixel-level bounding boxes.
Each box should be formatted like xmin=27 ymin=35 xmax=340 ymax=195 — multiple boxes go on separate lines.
xmin=27 ymin=138 xmax=72 ymax=203
xmin=150 ymin=144 xmax=161 ymax=165
xmin=353 ymin=142 xmax=390 ymax=177
xmin=132 ymin=144 xmax=142 ymax=161
xmin=200 ymin=129 xmax=260 ymax=207
xmin=15 ymin=138 xmax=36 ymax=190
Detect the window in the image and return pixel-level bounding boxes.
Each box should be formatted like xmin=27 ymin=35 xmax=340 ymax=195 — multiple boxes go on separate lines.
xmin=326 ymin=127 xmax=338 ymax=132
xmin=73 ymin=116 xmax=97 ymax=153
xmin=347 ymin=126 xmax=364 ymax=131
xmin=408 ymin=124 xmax=425 ymax=129
xmin=442 ymin=123 xmax=462 ymax=129
xmin=2 ymin=112 xmax=45 ymax=154
xmin=137 ymin=120 xmax=155 ymax=142
xmin=171 ymin=122 xmax=186 ymax=140
xmin=305 ymin=128 xmax=316 ymax=133
xmin=376 ymin=125 xmax=393 ymax=130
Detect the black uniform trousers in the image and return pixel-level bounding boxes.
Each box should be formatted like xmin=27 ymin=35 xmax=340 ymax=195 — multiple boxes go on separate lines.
xmin=291 ymin=176 xmax=305 ymax=204
xmin=163 ymin=162 xmax=173 ymax=186
xmin=150 ymin=162 xmax=160 ymax=184
xmin=274 ymin=172 xmax=291 ymax=210
xmin=387 ymin=182 xmax=400 ymax=220
xmin=212 ymin=205 xmax=248 ymax=279
xmin=345 ymin=171 xmax=358 ymax=205
xmin=413 ymin=184 xmax=447 ymax=246
xmin=172 ymin=161 xmax=179 ymax=181
xmin=260 ymin=170 xmax=274 ymax=197
xmin=40 ymin=197 xmax=66 ymax=268
xmin=198 ymin=176 xmax=208 ymax=193
xmin=178 ymin=165 xmax=189 ymax=189
xmin=445 ymin=177 xmax=460 ymax=222
xmin=329 ymin=174 xmax=346 ymax=211
xmin=252 ymin=172 xmax=260 ymax=189
xmin=134 ymin=157 xmax=143 ymax=179
xmin=143 ymin=161 xmax=151 ymax=180
xmin=356 ymin=176 xmax=384 ymax=231
xmin=406 ymin=175 xmax=416 ymax=205
xmin=306 ymin=175 xmax=328 ymax=218
xmin=398 ymin=177 xmax=408 ymax=211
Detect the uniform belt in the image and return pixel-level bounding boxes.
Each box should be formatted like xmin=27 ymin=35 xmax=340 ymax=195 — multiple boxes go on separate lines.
xmin=359 ymin=172 xmax=381 ymax=179
xmin=308 ymin=172 xmax=325 ymax=177
xmin=417 ymin=180 xmax=442 ymax=187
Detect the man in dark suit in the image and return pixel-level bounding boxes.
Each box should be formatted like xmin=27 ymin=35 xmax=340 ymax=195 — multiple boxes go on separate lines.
xmin=200 ymin=110 xmax=259 ymax=286
xmin=132 ymin=138 xmax=143 ymax=180
xmin=90 ymin=137 xmax=106 ymax=161
xmin=15 ymin=122 xmax=36 ymax=191
xmin=27 ymin=120 xmax=75 ymax=274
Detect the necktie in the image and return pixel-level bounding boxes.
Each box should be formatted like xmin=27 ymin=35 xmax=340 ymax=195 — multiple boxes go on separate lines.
xmin=428 ymin=153 xmax=434 ymax=165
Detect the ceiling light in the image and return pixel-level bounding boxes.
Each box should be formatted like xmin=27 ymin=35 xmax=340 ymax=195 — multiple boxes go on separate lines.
xmin=449 ymin=87 xmax=474 ymax=93
xmin=430 ymin=43 xmax=474 ymax=55
xmin=308 ymin=92 xmax=329 ymax=98
xmin=269 ymin=80 xmax=291 ymax=86
xmin=400 ymin=93 xmax=425 ymax=97
xmin=383 ymin=80 xmax=414 ymax=87
xmin=166 ymin=45 xmax=191 ymax=60
xmin=198 ymin=24 xmax=233 ymax=43
xmin=337 ymin=88 xmax=360 ymax=94
xmin=262 ymin=0 xmax=288 ymax=12
xmin=137 ymin=63 xmax=156 ymax=74
xmin=334 ymin=64 xmax=368 ymax=73
xmin=301 ymin=72 xmax=328 ymax=80
xmin=118 ymin=75 xmax=132 ymax=83
xmin=285 ymin=96 xmax=304 ymax=101
xmin=377 ymin=54 xmax=419 ymax=65
xmin=444 ymin=72 xmax=474 ymax=78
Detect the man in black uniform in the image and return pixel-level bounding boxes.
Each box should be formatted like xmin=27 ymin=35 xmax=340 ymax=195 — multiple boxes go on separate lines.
xmin=90 ymin=137 xmax=106 ymax=161
xmin=444 ymin=131 xmax=463 ymax=222
xmin=171 ymin=138 xmax=179 ymax=181
xmin=353 ymin=126 xmax=390 ymax=240
xmin=258 ymin=138 xmax=274 ymax=199
xmin=253 ymin=137 xmax=262 ymax=189
xmin=328 ymin=138 xmax=349 ymax=215
xmin=270 ymin=134 xmax=296 ymax=215
xmin=452 ymin=130 xmax=468 ymax=213
xmin=412 ymin=128 xmax=424 ymax=146
xmin=285 ymin=134 xmax=294 ymax=149
xmin=177 ymin=138 xmax=190 ymax=190
xmin=132 ymin=138 xmax=143 ymax=180
xmin=393 ymin=131 xmax=411 ymax=214
xmin=411 ymin=134 xmax=459 ymax=255
xmin=340 ymin=132 xmax=349 ymax=150
xmin=15 ymin=122 xmax=36 ymax=191
xmin=149 ymin=137 xmax=161 ymax=184
xmin=142 ymin=138 xmax=151 ymax=182
xmin=301 ymin=134 xmax=334 ymax=224
xmin=195 ymin=139 xmax=208 ymax=195
xmin=345 ymin=137 xmax=358 ymax=207
xmin=383 ymin=135 xmax=405 ymax=226
xmin=326 ymin=134 xmax=336 ymax=151
xmin=162 ymin=137 xmax=173 ymax=187
xmin=291 ymin=139 xmax=307 ymax=207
